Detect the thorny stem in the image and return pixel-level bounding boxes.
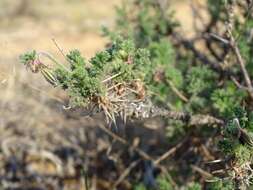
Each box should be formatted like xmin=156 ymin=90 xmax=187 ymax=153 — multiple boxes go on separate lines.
xmin=149 ymin=107 xmax=224 ymax=126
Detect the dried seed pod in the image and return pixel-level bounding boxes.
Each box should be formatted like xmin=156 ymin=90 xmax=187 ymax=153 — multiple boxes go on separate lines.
xmin=41 ymin=68 xmax=57 ymax=86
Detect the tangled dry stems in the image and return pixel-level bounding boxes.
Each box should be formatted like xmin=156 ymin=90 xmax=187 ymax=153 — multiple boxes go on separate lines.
xmin=92 ymin=78 xmax=147 ymax=124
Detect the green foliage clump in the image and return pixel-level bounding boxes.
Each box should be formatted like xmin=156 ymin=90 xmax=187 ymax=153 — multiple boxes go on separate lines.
xmin=206 ymin=178 xmax=234 ymax=190
xmin=105 ymin=0 xmax=185 ymax=109
xmin=165 ymin=120 xmax=185 ymax=143
xmin=147 ymin=40 xmax=184 ymax=106
xmin=112 ymin=0 xmax=178 ymax=48
xmin=236 ymin=19 xmax=253 ymax=77
xmin=186 ymin=66 xmax=217 ymax=95
xmin=211 ymin=83 xmax=246 ymax=116
xmin=133 ymin=176 xmax=201 ymax=190
xmin=156 ymin=176 xmax=174 ymax=190
xmin=56 ymin=49 xmax=103 ymax=106
xmin=207 ymin=0 xmax=226 ymax=20
xmin=219 ymin=107 xmax=253 ymax=169
xmin=21 ymin=37 xmax=152 ymax=108
xmin=103 ymin=1 xmax=253 ymax=187
xmin=185 ymin=65 xmax=218 ymax=112
xmin=133 ymin=183 xmax=146 ymax=190
xmin=187 ymin=182 xmax=202 ymax=190
xmin=20 ymin=50 xmax=36 ymax=65
xmin=234 ymin=144 xmax=252 ymax=165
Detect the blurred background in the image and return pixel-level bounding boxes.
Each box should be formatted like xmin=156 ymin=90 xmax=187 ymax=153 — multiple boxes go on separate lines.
xmin=0 ymin=0 xmax=198 ymax=189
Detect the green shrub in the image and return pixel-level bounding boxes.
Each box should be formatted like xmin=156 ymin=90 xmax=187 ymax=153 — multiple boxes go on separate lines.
xmin=20 ymin=0 xmax=253 ymax=189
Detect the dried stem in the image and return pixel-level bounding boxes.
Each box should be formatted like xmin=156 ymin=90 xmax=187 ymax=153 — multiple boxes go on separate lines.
xmin=112 ymin=159 xmax=141 ymax=188
xmin=38 ymin=52 xmax=70 ymax=72
xmin=102 ymin=72 xmax=123 ymax=83
xmin=154 ymin=138 xmax=186 ymax=165
xmin=231 ymin=39 xmax=253 ymax=98
xmin=191 ymin=164 xmax=213 ymax=179
xmin=149 ymin=107 xmax=224 ymax=126
xmin=167 ymin=80 xmax=189 ymax=102
xmin=52 ymin=38 xmax=66 ymax=59
xmin=96 ymin=122 xmax=155 ymax=161
xmin=225 ymin=0 xmax=253 ymax=99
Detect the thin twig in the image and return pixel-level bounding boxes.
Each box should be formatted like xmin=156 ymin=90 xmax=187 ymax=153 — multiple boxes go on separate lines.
xmin=38 ymin=52 xmax=70 ymax=72
xmin=209 ymin=33 xmax=230 ymax=45
xmin=96 ymin=122 xmax=155 ymax=161
xmin=225 ymin=1 xmax=253 ymax=99
xmin=112 ymin=159 xmax=141 ymax=188
xmin=172 ymin=33 xmax=223 ymax=73
xmin=191 ymin=164 xmax=213 ymax=179
xmin=232 ymin=41 xmax=253 ymax=97
xmin=231 ymin=76 xmax=248 ymax=90
xmin=96 ymin=123 xmax=180 ymax=189
xmin=154 ymin=138 xmax=186 ymax=165
xmin=102 ymin=72 xmax=123 ymax=83
xmin=167 ymin=80 xmax=189 ymax=102
xmin=52 ymin=38 xmax=66 ymax=59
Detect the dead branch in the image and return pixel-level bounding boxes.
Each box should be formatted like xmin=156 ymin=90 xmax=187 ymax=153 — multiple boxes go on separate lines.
xmin=225 ymin=1 xmax=253 ymax=99
xmin=148 ymin=107 xmax=224 ymax=126
xmin=154 ymin=138 xmax=187 ymax=165
xmin=191 ymin=164 xmax=214 ymax=179
xmin=96 ymin=122 xmax=155 ymax=162
xmin=167 ymin=80 xmax=189 ymax=102
xmin=112 ymin=159 xmax=141 ymax=188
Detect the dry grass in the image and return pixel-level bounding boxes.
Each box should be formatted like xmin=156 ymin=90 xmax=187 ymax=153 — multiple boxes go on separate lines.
xmin=0 ymin=1 xmax=118 ymax=188
xmin=0 ymin=0 xmax=119 ymax=139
